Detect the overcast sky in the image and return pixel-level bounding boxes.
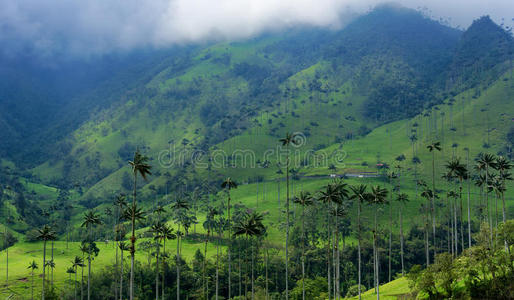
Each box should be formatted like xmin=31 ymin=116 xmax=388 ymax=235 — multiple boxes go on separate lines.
xmin=1 ymin=0 xmax=513 ymax=57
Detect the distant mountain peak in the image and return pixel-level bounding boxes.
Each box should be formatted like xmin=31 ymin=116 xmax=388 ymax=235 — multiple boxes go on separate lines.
xmin=448 ymin=15 xmax=513 ymax=89
xmin=464 ymin=15 xmax=512 ymax=39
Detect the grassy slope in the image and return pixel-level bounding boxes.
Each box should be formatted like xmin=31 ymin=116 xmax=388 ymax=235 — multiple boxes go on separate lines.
xmin=349 ymin=277 xmax=411 ymax=299
xmin=3 ymin=71 xmax=512 ymax=298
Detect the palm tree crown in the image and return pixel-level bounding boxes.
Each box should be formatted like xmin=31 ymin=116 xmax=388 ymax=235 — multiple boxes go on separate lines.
xmin=37 ymin=225 xmax=56 ymax=242
xmin=129 ymin=150 xmax=152 ymax=181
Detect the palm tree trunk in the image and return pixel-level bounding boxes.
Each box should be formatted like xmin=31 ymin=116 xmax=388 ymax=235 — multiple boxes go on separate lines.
xmin=466 ymin=151 xmax=472 ymax=248
xmin=81 ymin=252 xmax=84 ymax=300
xmin=453 ymin=199 xmax=459 ymax=256
xmin=130 ymin=173 xmax=137 ymax=300
xmin=327 ymin=208 xmax=331 ymax=300
xmin=115 ymin=241 xmax=118 ymax=300
xmin=301 ymin=204 xmax=306 ymax=300
xmin=203 ymin=232 xmax=208 ymax=300
xmin=177 ymin=224 xmax=181 ymax=300
xmin=374 ymin=205 xmax=380 ymax=300
xmin=5 ymin=227 xmax=8 ymax=288
xmin=285 ymin=151 xmax=290 ymax=300
xmin=449 ymin=197 xmax=454 ymax=257
xmin=335 ymin=205 xmax=340 ymax=300
xmin=486 ymin=166 xmax=492 ymax=246
xmin=215 ymin=228 xmax=219 ymax=300
xmin=162 ymin=240 xmax=166 ymax=300
xmin=251 ymin=238 xmax=255 ymax=300
xmin=495 ymin=193 xmax=499 ymax=243
xmin=120 ymin=250 xmax=124 ymax=300
xmin=358 ymin=199 xmax=362 ymax=300
xmin=431 ymin=151 xmax=437 ymax=258
xmin=388 ymin=198 xmax=392 ymax=282
xmin=502 ymin=189 xmax=509 ymax=252
xmin=424 ymin=206 xmax=429 ymax=266
xmin=400 ymin=208 xmax=404 ymax=276
xmin=245 ymin=235 xmax=249 ymax=299
xmin=228 ymin=193 xmax=232 ymax=300
xmin=88 ymin=256 xmax=91 ymax=300
xmin=459 ymin=184 xmax=465 ymax=253
xmin=51 ymin=241 xmax=54 ymax=285
xmin=265 ymin=247 xmax=269 ymax=300
xmin=239 ymin=240 xmax=242 ymax=299
xmin=333 ymin=231 xmax=336 ymax=299
xmin=74 ymin=268 xmax=78 ymax=300
xmin=42 ymin=240 xmax=46 ymax=300
xmin=155 ymin=242 xmax=160 ymax=300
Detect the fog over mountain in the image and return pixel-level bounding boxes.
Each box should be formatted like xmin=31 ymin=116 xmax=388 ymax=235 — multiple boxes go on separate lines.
xmin=1 ymin=0 xmax=513 ymax=57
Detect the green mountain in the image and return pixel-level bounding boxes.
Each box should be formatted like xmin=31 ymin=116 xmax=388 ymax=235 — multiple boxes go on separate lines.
xmin=0 ymin=4 xmax=513 ymax=299
xmin=2 ymin=2 xmax=513 ymax=242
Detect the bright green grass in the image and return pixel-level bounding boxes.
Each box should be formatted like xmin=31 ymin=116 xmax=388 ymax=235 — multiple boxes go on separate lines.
xmin=348 ymin=276 xmax=411 ymax=300
xmin=0 ymin=238 xmax=220 ymax=298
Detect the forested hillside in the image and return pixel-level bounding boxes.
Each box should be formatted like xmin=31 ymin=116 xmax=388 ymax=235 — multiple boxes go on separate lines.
xmin=0 ymin=4 xmax=513 ymax=299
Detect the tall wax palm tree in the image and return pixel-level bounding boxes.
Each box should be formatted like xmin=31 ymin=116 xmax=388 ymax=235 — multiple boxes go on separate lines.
xmin=367 ymin=185 xmax=388 ymax=300
xmin=119 ymin=242 xmax=129 ymax=300
xmin=395 ymin=193 xmax=409 ymax=276
xmin=28 ymin=260 xmax=38 ymax=300
xmin=79 ymin=242 xmax=88 ymax=300
xmin=464 ymin=148 xmax=472 ymax=248
xmin=426 ymin=141 xmax=441 ymax=257
xmin=37 ymin=224 xmax=56 ymax=300
xmin=447 ymin=190 xmax=459 ymax=256
xmin=221 ymin=177 xmax=237 ymax=299
xmin=45 ymin=260 xmax=55 ymax=281
xmin=154 ymin=205 xmax=166 ymax=221
xmin=293 ymin=191 xmax=314 ymax=300
xmin=150 ymin=222 xmax=165 ymax=300
xmin=420 ymin=188 xmax=434 ymax=264
xmin=385 ymin=170 xmax=397 ymax=283
xmin=445 ymin=158 xmax=468 ymax=252
xmin=278 ymin=132 xmax=300 ymax=299
xmin=66 ymin=267 xmax=76 ymax=289
xmin=172 ymin=198 xmax=190 ymax=300
xmin=331 ymin=198 xmax=349 ymax=300
xmin=214 ymin=214 xmax=227 ymax=300
xmin=203 ymin=207 xmax=218 ymax=299
xmin=72 ymin=256 xmax=84 ymax=300
xmin=332 ymin=180 xmax=349 ymax=300
xmin=82 ymin=242 xmax=99 ymax=300
xmin=233 ymin=211 xmax=265 ymax=300
xmin=160 ymin=223 xmax=175 ymax=300
xmin=128 ymin=149 xmax=152 ymax=300
xmin=81 ymin=210 xmax=102 ymax=300
xmin=474 ymin=160 xmax=486 ymax=222
xmin=81 ymin=210 xmax=102 ymax=238
xmin=113 ymin=194 xmax=127 ymax=300
xmin=350 ymin=184 xmax=368 ymax=300
xmin=476 ymin=153 xmax=497 ymax=243
xmin=318 ymin=182 xmax=342 ymax=300
xmin=494 ymin=156 xmax=512 ymax=250
xmin=491 ymin=178 xmax=504 ymax=242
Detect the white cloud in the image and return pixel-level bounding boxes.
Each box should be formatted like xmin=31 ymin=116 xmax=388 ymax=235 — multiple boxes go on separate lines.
xmin=0 ymin=0 xmax=512 ymax=57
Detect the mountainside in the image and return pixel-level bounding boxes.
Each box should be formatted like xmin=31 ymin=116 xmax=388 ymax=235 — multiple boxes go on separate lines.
xmin=449 ymin=15 xmax=514 ymax=90
xmin=24 ymin=5 xmax=464 ymax=188
xmin=1 ymin=4 xmax=514 ymax=299
xmin=0 ymin=3 xmax=512 ymax=234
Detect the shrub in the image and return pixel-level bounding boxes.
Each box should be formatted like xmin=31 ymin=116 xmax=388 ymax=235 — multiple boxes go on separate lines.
xmin=345 ymin=284 xmax=366 ymax=298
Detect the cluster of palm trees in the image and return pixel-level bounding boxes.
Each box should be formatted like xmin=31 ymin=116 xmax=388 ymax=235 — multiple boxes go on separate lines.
xmin=23 ymin=137 xmax=512 ymax=300
xmin=417 ymin=144 xmax=513 ymax=267
xmin=288 ymin=175 xmax=411 ymax=300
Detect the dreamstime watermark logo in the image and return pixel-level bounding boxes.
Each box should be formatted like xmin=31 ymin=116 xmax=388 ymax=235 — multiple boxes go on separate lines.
xmin=158 ymin=132 xmax=347 ymax=170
